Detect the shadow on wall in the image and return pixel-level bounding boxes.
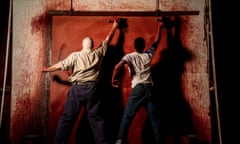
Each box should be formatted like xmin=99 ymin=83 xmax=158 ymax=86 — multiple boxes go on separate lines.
xmin=49 ymin=17 xmax=210 ymax=144
xmin=96 ymin=21 xmax=126 ymax=144
xmin=142 ymin=16 xmax=198 ymax=144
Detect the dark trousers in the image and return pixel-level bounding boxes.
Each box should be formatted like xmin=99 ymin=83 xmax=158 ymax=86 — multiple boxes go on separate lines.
xmin=54 ymin=83 xmax=108 ymax=144
xmin=117 ymin=83 xmax=162 ymax=144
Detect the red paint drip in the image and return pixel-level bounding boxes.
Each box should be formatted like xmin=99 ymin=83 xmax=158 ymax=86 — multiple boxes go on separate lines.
xmin=31 ymin=12 xmax=50 ymax=34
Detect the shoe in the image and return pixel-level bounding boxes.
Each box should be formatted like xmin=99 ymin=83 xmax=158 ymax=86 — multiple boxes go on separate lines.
xmin=115 ymin=139 xmax=122 ymax=144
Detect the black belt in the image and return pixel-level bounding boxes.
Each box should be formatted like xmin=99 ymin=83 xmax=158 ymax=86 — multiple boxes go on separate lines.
xmin=72 ymin=81 xmax=96 ymax=85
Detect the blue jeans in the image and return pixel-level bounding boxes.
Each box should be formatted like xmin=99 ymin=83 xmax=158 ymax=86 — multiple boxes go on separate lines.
xmin=54 ymin=83 xmax=108 ymax=144
xmin=117 ymin=83 xmax=162 ymax=144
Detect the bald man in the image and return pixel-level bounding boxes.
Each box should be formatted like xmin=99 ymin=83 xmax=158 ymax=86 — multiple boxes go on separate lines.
xmin=42 ymin=19 xmax=119 ymax=144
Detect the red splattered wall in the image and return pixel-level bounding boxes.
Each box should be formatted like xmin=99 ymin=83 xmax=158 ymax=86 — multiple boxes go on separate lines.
xmin=49 ymin=16 xmax=165 ymax=144
xmin=45 ymin=16 xmax=209 ymax=144
xmin=10 ymin=1 xmax=211 ymax=144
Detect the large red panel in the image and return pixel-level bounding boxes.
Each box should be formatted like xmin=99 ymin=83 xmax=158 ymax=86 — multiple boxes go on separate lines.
xmin=48 ymin=16 xmax=200 ymax=144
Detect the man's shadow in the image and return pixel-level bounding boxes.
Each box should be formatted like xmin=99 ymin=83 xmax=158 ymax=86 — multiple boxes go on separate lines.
xmin=97 ymin=19 xmax=127 ymax=144
xmin=142 ymin=16 xmax=195 ymax=144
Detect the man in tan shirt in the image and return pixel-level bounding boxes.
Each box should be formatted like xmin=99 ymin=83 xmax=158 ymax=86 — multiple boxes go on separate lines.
xmin=42 ymin=19 xmax=119 ymax=144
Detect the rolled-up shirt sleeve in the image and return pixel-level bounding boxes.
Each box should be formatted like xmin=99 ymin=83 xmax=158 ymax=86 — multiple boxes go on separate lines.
xmin=58 ymin=52 xmax=76 ymax=71
xmin=95 ymin=40 xmax=108 ymax=56
xmin=145 ymin=46 xmax=155 ymax=56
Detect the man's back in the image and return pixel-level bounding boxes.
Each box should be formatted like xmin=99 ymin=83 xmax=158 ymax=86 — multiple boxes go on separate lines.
xmin=60 ymin=40 xmax=108 ymax=82
xmin=122 ymin=51 xmax=153 ymax=88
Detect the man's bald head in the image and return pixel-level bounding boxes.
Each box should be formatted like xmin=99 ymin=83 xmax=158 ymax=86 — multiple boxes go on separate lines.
xmin=82 ymin=37 xmax=94 ymax=50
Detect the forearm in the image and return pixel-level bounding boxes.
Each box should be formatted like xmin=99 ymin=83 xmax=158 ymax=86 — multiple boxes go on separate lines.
xmin=42 ymin=63 xmax=61 ymax=72
xmin=105 ymin=19 xmax=118 ymax=42
xmin=111 ymin=64 xmax=122 ymax=88
xmin=105 ymin=26 xmax=117 ymax=42
xmin=112 ymin=64 xmax=121 ymax=81
xmin=152 ymin=23 xmax=163 ymax=48
xmin=112 ymin=60 xmax=125 ymax=80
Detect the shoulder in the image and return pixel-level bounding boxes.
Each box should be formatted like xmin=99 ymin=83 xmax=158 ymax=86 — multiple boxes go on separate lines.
xmin=123 ymin=52 xmax=137 ymax=60
xmin=65 ymin=51 xmax=81 ymax=60
xmin=127 ymin=51 xmax=138 ymax=56
xmin=70 ymin=51 xmax=80 ymax=57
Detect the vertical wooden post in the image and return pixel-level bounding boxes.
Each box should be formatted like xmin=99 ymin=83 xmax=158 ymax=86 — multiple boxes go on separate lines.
xmin=205 ymin=0 xmax=222 ymax=143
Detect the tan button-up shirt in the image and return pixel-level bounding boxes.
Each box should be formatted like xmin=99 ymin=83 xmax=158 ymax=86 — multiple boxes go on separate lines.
xmin=58 ymin=40 xmax=108 ymax=82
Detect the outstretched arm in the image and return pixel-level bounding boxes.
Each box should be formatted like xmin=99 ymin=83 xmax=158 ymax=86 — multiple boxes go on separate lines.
xmin=111 ymin=59 xmax=126 ymax=88
xmin=42 ymin=63 xmax=61 ymax=72
xmin=145 ymin=20 xmax=164 ymax=54
xmin=105 ymin=19 xmax=119 ymax=43
xmin=151 ymin=20 xmax=164 ymax=48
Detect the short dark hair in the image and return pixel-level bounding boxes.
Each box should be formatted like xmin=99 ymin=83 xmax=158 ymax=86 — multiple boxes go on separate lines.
xmin=134 ymin=37 xmax=145 ymax=53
